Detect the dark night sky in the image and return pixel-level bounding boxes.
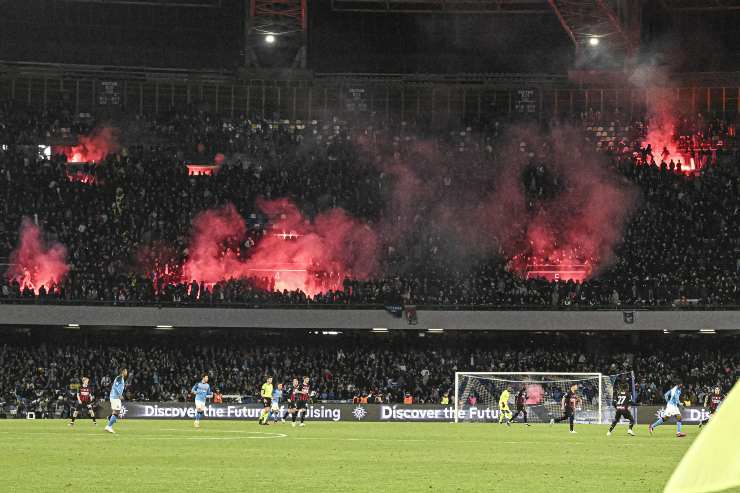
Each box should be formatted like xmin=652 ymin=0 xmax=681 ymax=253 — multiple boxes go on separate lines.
xmin=0 ymin=0 xmax=245 ymax=69
xmin=640 ymin=2 xmax=740 ymax=73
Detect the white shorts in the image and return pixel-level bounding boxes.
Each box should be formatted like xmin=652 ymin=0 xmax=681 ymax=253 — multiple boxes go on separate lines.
xmin=663 ymin=404 xmax=681 ymax=417
xmin=270 ymin=402 xmax=280 ymax=412
xmin=195 ymin=400 xmax=206 ymax=412
xmin=110 ymin=398 xmax=122 ymax=411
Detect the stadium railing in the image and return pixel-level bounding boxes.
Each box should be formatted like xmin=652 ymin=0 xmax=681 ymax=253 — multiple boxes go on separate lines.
xmin=0 ymin=297 xmax=738 ymax=310
xmin=0 ymin=298 xmax=384 ymax=309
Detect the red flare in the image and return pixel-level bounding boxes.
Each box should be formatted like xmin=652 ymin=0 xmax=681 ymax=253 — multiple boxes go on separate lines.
xmin=179 ymin=199 xmax=378 ymax=297
xmin=54 ymin=127 xmax=119 ymax=163
xmin=7 ymin=219 xmax=69 ymax=294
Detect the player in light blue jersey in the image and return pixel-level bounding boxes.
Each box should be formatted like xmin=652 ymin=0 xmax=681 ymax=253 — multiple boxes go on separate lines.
xmin=649 ymin=382 xmax=686 ymax=437
xmin=270 ymin=383 xmax=284 ymax=423
xmin=191 ymin=373 xmax=213 ymax=428
xmin=105 ymin=368 xmax=128 ymax=434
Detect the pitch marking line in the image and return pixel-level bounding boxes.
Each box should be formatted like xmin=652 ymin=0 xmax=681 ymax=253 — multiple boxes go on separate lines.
xmin=289 ymin=436 xmax=527 ymax=444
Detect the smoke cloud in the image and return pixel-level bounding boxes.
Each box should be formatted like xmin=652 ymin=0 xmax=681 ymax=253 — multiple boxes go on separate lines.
xmin=629 ymin=63 xmax=691 ymax=172
xmin=180 ymin=199 xmax=378 ymax=296
xmin=55 ymin=127 xmax=120 ymax=163
xmin=477 ymin=125 xmax=638 ymax=280
xmin=364 ymin=124 xmax=637 ymax=282
xmin=7 ymin=218 xmax=69 ymax=293
xmin=182 ymin=203 xmax=247 ymax=285
xmin=142 ymin=123 xmax=635 ymax=293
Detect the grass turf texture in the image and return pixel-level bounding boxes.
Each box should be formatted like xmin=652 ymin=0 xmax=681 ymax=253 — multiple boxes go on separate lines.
xmin=0 ymin=420 xmax=732 ymax=493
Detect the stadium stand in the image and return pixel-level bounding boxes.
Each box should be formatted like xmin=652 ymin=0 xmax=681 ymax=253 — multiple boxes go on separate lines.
xmin=0 ymin=102 xmax=738 ymax=307
xmin=2 ymin=2 xmax=740 ymax=491
xmin=0 ymin=330 xmax=736 ymax=417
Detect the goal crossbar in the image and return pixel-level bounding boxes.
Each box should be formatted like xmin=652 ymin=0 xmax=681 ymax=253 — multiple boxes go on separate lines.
xmin=459 ymin=372 xmax=602 ymax=376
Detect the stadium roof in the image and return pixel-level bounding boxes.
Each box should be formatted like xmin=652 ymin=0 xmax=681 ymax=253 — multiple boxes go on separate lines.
xmin=330 ymin=0 xmax=550 ymax=14
xmin=331 ymin=0 xmax=638 ymax=61
xmin=659 ymin=0 xmax=740 ymax=11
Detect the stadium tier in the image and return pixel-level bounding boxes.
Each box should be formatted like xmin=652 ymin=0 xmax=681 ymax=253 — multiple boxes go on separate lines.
xmin=0 ymin=102 xmax=738 ymax=307
xmin=0 ymin=330 xmax=736 ymax=415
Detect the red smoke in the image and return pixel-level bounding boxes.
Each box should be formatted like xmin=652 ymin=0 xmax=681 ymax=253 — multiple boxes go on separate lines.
xmin=181 ymin=199 xmax=378 ymax=296
xmin=360 ymin=125 xmax=636 ymax=284
xmin=628 ymin=68 xmax=695 ymax=175
xmin=479 ymin=126 xmax=636 ymax=282
xmin=7 ymin=219 xmax=69 ymax=293
xmin=54 ymin=127 xmax=119 ymax=163
xmin=181 ymin=203 xmax=248 ymax=286
xmin=641 ymin=88 xmax=693 ymax=174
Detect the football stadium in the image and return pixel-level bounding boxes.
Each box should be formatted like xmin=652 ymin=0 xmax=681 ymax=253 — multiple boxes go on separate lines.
xmin=1 ymin=1 xmax=740 ymax=492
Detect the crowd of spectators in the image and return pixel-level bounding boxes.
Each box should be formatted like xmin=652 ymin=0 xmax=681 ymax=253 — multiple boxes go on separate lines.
xmin=0 ymin=99 xmax=739 ymax=307
xmin=0 ymin=331 xmax=735 ymax=418
xmin=0 ymin=100 xmax=95 ymax=144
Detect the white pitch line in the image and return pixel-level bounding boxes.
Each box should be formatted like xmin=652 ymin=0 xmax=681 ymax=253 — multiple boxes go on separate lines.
xmin=288 ymin=436 xmax=527 ymax=444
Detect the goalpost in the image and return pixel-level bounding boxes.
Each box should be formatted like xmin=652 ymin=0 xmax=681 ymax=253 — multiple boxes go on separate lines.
xmin=454 ymin=372 xmax=622 ymax=424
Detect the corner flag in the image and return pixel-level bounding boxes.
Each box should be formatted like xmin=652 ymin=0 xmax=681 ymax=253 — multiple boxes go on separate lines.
xmin=664 ymin=380 xmax=740 ymax=493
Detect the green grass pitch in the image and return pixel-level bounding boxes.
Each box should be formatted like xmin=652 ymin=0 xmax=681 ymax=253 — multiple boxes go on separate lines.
xmin=0 ymin=420 xmax=733 ymax=493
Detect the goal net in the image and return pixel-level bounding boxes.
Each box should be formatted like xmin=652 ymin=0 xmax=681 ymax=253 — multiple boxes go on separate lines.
xmin=454 ymin=372 xmax=629 ymax=424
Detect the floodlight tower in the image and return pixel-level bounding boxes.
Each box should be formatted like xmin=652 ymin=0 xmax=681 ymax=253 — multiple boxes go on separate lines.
xmin=547 ymin=0 xmax=641 ymax=68
xmin=244 ymin=0 xmax=307 ymax=68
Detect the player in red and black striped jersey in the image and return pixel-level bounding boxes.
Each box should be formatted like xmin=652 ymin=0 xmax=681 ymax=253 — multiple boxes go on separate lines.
xmin=607 ymin=386 xmax=635 ymax=436
xmin=69 ymin=377 xmax=97 ymax=426
xmin=511 ymin=387 xmax=530 ymax=426
xmin=699 ymin=386 xmax=725 ymax=428
xmin=282 ymin=378 xmax=300 ymax=422
xmin=550 ymin=384 xmax=581 ymax=433
xmin=292 ymin=376 xmax=310 ymax=428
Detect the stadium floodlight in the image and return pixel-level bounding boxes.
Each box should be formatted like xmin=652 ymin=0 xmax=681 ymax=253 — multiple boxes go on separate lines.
xmin=66 ymin=323 xmax=80 ymax=328
xmin=321 ymin=331 xmax=341 ymax=336
xmin=155 ymin=325 xmax=174 ymax=330
xmin=699 ymin=329 xmax=716 ymax=334
xmin=663 ymin=329 xmax=671 ymax=334
xmin=454 ymin=372 xmax=616 ymax=424
xmin=427 ymin=328 xmax=444 ymax=333
xmin=588 ymin=36 xmax=600 ymax=46
xmin=265 ymin=34 xmax=276 ymax=44
xmin=371 ymin=327 xmax=388 ymax=333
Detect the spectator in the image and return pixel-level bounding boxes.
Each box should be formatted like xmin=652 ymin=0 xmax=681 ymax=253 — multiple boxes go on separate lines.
xmin=0 ymin=330 xmax=731 ymax=410
xmin=0 ymin=104 xmax=738 ymax=308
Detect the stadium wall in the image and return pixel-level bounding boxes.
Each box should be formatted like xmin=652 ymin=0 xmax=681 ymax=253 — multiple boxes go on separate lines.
xmin=0 ymin=304 xmax=739 ymax=331
xmin=2 ymin=68 xmax=740 ymax=122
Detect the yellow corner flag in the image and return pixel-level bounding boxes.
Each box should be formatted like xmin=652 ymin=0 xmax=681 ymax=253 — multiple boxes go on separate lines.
xmin=664 ymin=381 xmax=740 ymax=493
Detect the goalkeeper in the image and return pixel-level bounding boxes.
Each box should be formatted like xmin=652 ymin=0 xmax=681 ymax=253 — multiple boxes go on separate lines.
xmin=498 ymin=386 xmax=512 ymax=427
